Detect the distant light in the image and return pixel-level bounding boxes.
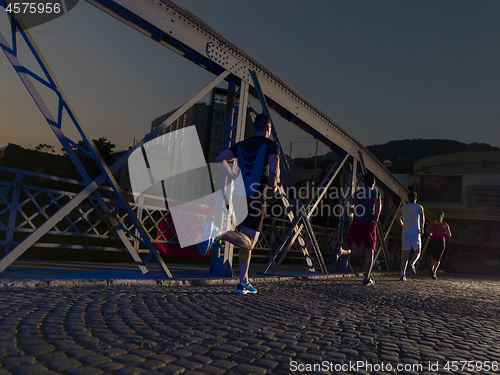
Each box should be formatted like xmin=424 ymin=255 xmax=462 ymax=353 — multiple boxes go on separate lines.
xmin=383 ymin=160 xmax=392 ymax=168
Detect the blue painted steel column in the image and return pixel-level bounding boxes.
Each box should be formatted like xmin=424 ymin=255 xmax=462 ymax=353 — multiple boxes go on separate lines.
xmin=209 ymin=78 xmax=249 ymax=277
xmin=0 ymin=10 xmax=168 ymax=276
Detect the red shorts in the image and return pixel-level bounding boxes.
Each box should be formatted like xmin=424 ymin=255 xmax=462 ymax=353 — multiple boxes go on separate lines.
xmin=346 ymin=220 xmax=377 ymax=250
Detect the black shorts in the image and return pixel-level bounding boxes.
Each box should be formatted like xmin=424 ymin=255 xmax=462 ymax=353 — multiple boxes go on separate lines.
xmin=238 ymin=195 xmax=266 ymax=232
xmin=430 ymin=240 xmax=446 ymax=261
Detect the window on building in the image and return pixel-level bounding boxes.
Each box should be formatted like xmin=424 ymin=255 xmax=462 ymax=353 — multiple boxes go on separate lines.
xmin=210 ymin=139 xmax=222 ymax=151
xmin=474 ymin=229 xmax=481 ymax=242
xmin=215 ymin=125 xmax=223 ymax=136
xmin=213 ymin=110 xmax=225 ymax=121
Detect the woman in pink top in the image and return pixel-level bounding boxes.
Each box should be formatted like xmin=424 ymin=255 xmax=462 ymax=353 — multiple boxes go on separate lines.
xmin=425 ymin=211 xmax=452 ymax=279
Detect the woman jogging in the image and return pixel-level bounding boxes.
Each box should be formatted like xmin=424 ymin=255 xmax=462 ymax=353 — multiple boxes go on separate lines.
xmin=425 ymin=211 xmax=452 ymax=279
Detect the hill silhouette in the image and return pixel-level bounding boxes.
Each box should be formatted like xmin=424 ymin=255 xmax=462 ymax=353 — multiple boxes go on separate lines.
xmin=294 ymin=139 xmax=499 ymax=174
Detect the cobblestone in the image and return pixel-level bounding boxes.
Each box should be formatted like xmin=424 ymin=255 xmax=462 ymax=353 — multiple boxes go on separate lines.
xmin=0 ymin=274 xmax=498 ymax=373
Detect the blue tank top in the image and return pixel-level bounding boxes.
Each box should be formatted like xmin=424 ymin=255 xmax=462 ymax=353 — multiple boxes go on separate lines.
xmin=352 ymin=187 xmax=380 ymax=221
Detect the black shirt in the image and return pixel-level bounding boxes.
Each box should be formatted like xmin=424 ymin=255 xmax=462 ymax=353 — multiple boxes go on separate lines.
xmin=229 ymin=135 xmax=279 ymax=197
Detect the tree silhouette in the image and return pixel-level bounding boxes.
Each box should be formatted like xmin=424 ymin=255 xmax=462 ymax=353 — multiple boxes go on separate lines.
xmin=62 ymin=137 xmax=116 ymax=180
xmin=34 ymin=143 xmax=55 ymax=153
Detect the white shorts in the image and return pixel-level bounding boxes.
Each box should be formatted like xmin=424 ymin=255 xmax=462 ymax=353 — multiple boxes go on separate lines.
xmin=402 ymin=233 xmax=421 ymax=251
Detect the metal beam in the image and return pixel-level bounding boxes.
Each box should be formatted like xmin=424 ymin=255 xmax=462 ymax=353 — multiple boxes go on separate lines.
xmin=2 ymin=0 xmax=411 ymax=277
xmin=0 ymin=174 xmax=106 ymax=273
xmin=0 ymin=12 xmax=172 ymax=277
xmin=108 ymin=70 xmax=230 ymax=175
xmin=263 ymin=153 xmax=349 ymax=274
xmin=83 ymin=0 xmax=408 ymax=203
xmin=251 ymin=71 xmax=327 ymax=274
xmin=209 ymin=78 xmax=249 ymax=277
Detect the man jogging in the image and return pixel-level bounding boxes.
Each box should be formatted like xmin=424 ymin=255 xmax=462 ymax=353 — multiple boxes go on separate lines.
xmin=396 ymin=191 xmax=425 ymax=281
xmin=198 ymin=114 xmax=280 ymax=294
xmin=334 ymin=172 xmax=381 ymax=285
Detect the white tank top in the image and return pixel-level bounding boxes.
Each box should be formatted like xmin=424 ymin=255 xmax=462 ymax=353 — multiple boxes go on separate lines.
xmin=400 ymin=203 xmax=423 ymax=234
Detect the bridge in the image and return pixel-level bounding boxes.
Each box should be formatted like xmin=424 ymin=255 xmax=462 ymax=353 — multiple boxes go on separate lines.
xmin=0 ymin=0 xmax=408 ymax=278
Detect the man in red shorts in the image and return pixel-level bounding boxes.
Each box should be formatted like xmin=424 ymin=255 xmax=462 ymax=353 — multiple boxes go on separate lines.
xmin=334 ymin=172 xmax=381 ymax=285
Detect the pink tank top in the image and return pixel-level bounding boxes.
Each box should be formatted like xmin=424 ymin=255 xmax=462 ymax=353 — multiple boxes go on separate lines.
xmin=430 ymin=223 xmax=447 ymax=241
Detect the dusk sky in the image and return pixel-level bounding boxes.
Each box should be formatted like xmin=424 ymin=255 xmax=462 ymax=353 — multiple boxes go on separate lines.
xmin=1 ymin=0 xmax=499 ymax=159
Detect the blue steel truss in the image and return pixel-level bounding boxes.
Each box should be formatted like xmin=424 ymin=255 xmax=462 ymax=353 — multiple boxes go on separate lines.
xmin=209 ymin=78 xmax=250 ymax=277
xmin=0 ymin=4 xmax=173 ymax=276
xmin=0 ymin=0 xmax=407 ymax=276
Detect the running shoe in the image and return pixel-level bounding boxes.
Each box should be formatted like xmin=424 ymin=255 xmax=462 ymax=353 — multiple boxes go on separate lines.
xmin=362 ymin=278 xmax=375 ymax=286
xmin=400 ymin=275 xmax=407 ymax=281
xmin=410 ymin=262 xmax=416 ymax=274
xmin=432 ymin=273 xmax=438 ymax=280
xmin=236 ymin=282 xmax=257 ymax=294
xmin=198 ymin=221 xmax=219 ymax=256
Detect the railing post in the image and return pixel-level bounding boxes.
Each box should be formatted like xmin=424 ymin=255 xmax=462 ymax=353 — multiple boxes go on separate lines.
xmin=134 ymin=194 xmax=144 ymax=251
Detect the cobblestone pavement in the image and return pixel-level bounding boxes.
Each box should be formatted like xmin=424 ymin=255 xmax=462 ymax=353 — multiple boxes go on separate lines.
xmin=0 ymin=273 xmax=499 ymax=375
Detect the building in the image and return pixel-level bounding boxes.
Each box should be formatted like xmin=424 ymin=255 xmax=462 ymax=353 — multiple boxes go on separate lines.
xmin=408 ymin=151 xmax=500 ymax=275
xmin=110 ymin=149 xmax=132 ymax=193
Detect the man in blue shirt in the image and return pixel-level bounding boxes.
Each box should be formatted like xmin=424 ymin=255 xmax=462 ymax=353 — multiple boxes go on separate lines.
xmin=199 ymin=114 xmax=280 ymax=294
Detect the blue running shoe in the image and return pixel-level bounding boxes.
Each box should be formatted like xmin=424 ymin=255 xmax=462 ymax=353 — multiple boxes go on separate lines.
xmin=236 ymin=282 xmax=257 ymax=294
xmin=198 ymin=221 xmax=219 ymax=256
xmin=362 ymin=278 xmax=375 ymax=286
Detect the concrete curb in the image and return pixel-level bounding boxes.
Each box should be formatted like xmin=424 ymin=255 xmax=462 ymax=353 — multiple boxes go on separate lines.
xmin=0 ymin=270 xmax=400 ymax=289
